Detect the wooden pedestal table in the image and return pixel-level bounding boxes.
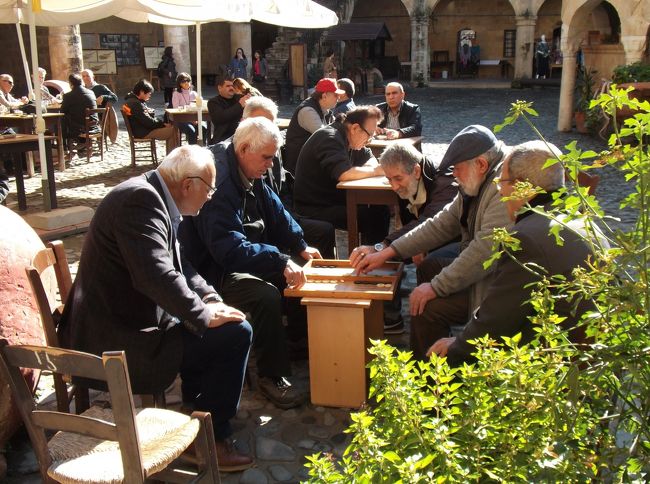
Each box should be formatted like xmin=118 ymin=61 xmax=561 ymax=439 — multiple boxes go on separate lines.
xmin=285 ymin=259 xmax=403 ymax=408
xmin=165 ymin=106 xmax=211 ymax=146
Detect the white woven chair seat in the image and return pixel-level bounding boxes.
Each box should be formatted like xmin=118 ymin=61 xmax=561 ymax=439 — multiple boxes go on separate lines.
xmin=46 ymin=406 xmax=200 ymax=484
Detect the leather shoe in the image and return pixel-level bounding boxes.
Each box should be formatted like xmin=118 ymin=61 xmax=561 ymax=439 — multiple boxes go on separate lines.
xmin=258 ymin=376 xmax=305 ymax=409
xmin=215 ymin=438 xmax=253 ymax=472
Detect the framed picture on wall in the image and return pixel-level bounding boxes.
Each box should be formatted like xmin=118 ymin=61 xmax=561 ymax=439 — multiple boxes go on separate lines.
xmin=143 ymin=46 xmax=166 ymax=70
xmin=83 ymin=49 xmax=117 ymax=75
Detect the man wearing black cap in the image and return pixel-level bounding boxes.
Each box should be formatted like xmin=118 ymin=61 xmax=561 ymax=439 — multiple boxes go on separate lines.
xmin=352 ymin=125 xmax=512 ymax=359
xmin=284 ymin=78 xmax=342 ymax=175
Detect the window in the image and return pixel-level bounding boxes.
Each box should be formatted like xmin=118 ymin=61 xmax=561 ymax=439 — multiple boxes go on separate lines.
xmin=503 ymin=30 xmax=516 ymax=58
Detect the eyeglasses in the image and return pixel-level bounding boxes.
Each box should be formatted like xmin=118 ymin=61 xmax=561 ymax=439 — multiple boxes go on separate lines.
xmin=186 ymin=176 xmax=216 ymax=196
xmin=359 ymin=124 xmax=375 ymax=142
xmin=180 ymin=79 xmax=191 ymax=84
xmin=494 ymin=177 xmax=515 ymax=190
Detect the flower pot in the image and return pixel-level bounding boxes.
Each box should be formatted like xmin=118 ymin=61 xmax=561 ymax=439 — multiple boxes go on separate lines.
xmin=574 ymin=111 xmax=588 ymax=133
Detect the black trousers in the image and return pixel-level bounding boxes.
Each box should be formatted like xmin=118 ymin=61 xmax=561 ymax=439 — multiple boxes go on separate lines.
xmin=180 ymin=320 xmax=252 ymax=439
xmin=296 ymin=203 xmax=390 ymax=246
xmin=220 ymin=272 xmax=294 ymax=378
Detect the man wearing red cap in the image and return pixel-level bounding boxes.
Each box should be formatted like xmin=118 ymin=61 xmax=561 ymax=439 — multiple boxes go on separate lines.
xmin=284 ymin=78 xmax=343 ymax=176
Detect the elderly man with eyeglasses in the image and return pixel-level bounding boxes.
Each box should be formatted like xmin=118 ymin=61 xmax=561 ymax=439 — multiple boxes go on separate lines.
xmin=0 ymin=74 xmax=28 ymax=112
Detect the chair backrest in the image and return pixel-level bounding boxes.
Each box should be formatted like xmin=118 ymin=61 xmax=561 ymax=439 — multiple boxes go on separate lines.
xmin=25 ymin=241 xmax=73 ymax=347
xmin=121 ymin=106 xmax=136 ymax=139
xmin=0 ymin=340 xmax=145 ymax=482
xmin=433 ymin=50 xmax=449 ymax=63
xmin=576 ymin=171 xmax=600 ymax=195
xmin=85 ymin=107 xmax=108 ymax=137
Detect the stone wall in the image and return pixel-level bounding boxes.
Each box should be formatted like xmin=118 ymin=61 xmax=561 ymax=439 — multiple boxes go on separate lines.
xmin=0 ymin=24 xmax=50 ymax=97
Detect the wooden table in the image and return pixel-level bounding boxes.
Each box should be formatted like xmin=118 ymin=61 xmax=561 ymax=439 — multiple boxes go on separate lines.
xmin=337 ymin=175 xmax=398 ymax=251
xmin=366 ymin=135 xmax=422 ymax=158
xmin=0 ymin=113 xmax=65 ymax=173
xmin=0 ymin=134 xmax=56 ymax=211
xmin=284 ymin=259 xmax=403 ymax=407
xmin=165 ymin=107 xmax=211 ymax=146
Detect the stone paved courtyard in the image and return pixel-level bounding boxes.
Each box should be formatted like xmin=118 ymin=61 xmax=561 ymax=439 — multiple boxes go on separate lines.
xmin=2 ymin=83 xmax=635 ymax=483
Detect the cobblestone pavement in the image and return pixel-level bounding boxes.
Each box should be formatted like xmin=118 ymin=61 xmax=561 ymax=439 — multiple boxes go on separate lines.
xmin=3 ymin=85 xmax=635 ymax=483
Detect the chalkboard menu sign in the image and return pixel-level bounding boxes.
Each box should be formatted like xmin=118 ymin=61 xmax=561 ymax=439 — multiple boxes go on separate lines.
xmin=100 ymin=34 xmax=141 ymax=66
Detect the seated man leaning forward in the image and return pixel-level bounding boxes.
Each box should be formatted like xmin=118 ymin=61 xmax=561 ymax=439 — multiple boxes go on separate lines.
xmin=376 ymin=82 xmax=422 ymax=140
xmin=123 ymin=79 xmax=179 ymax=155
xmin=179 ymin=117 xmax=319 ymax=409
xmin=352 ymin=125 xmax=512 ymax=360
xmin=350 ymin=140 xmax=458 ymax=334
xmin=430 ymin=140 xmax=609 ymax=364
xmin=58 ymin=145 xmax=253 ymax=471
xmin=293 ymin=105 xmax=390 ymax=246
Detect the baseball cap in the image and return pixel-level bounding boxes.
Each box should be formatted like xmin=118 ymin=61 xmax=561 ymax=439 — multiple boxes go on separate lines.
xmin=438 ymin=125 xmax=498 ymax=172
xmin=315 ymin=78 xmax=345 ymax=95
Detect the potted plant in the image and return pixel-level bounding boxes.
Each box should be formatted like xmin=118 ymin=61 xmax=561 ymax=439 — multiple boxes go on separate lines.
xmin=574 ymin=67 xmax=595 ymax=133
xmin=611 ymin=61 xmax=650 ymax=122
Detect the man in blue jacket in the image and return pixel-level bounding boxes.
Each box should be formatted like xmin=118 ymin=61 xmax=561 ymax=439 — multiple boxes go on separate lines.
xmin=179 ymin=117 xmax=319 ymax=409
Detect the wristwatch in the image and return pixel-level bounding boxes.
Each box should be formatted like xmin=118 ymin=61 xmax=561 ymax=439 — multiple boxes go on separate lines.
xmin=374 ymin=242 xmax=386 ymax=252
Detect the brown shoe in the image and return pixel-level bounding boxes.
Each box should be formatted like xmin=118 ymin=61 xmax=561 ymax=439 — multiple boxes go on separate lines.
xmin=215 ymin=438 xmax=253 ymax=472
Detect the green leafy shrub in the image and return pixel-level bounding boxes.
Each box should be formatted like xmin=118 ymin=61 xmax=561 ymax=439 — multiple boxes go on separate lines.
xmin=306 ymin=88 xmax=650 ymax=482
xmin=612 ymin=62 xmax=650 ymax=84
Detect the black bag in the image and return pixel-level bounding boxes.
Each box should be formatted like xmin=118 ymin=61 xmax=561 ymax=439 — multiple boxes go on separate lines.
xmin=157 ymin=60 xmax=166 ymax=78
xmin=21 ymin=101 xmax=37 ymax=114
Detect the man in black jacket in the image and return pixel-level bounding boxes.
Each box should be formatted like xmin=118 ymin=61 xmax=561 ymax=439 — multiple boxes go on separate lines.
xmin=123 ymin=79 xmax=178 ymax=154
xmin=60 ymin=73 xmax=98 ymax=153
xmin=376 ymin=82 xmax=422 ymax=139
xmin=283 ymin=78 xmax=341 ymax=175
xmin=81 ymin=69 xmax=118 ymax=108
xmin=207 ymin=77 xmax=251 ymax=143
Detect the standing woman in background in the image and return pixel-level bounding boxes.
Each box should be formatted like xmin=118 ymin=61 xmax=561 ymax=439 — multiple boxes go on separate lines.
xmin=230 ymin=48 xmax=248 ymax=79
xmin=323 ymin=51 xmax=337 ymax=79
xmin=251 ymin=50 xmax=268 ymax=83
xmin=171 ymin=72 xmax=204 ymax=145
xmin=159 ymin=46 xmax=177 ymax=107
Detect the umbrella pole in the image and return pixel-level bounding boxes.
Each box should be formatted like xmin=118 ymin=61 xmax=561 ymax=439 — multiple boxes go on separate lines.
xmin=15 ymin=22 xmax=34 ymax=96
xmin=27 ymin=0 xmax=50 ymax=211
xmin=196 ymin=21 xmax=204 ymax=146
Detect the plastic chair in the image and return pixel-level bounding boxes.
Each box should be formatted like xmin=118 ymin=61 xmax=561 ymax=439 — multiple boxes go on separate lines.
xmin=120 ymin=107 xmax=158 ymax=167
xmin=0 ymin=340 xmax=220 ymax=484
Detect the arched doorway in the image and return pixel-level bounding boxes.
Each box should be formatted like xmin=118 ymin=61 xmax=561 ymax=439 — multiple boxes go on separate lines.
xmin=534 ymin=0 xmax=563 ymax=78
xmin=580 ymin=1 xmax=623 ymax=80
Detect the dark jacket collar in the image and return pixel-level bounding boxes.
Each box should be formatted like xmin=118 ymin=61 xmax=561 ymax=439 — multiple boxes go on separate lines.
xmin=515 ymin=191 xmax=557 ymax=223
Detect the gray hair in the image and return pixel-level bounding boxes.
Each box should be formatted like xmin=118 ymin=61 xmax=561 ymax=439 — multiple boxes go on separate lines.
xmin=242 ymin=96 xmax=278 ymax=120
xmin=157 ymin=145 xmax=215 ymax=183
xmin=233 ymin=117 xmax=283 ymax=152
xmin=0 ymin=74 xmax=13 ymax=82
xmin=379 ymin=141 xmax=421 ymax=174
xmin=38 ymin=67 xmax=46 ymax=77
xmin=81 ymin=69 xmax=95 ymax=81
xmin=385 ymin=81 xmax=404 ymax=93
xmin=506 ymin=140 xmax=564 ymax=191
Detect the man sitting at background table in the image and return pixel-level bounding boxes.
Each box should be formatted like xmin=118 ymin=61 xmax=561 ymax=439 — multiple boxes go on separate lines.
xmin=123 ymin=79 xmax=178 ymax=155
xmin=351 ymin=125 xmax=511 ymax=360
xmin=81 ymin=68 xmax=117 ymax=108
xmin=283 ymin=78 xmax=341 ymax=175
xmin=0 ymin=74 xmax=27 ymax=112
xmin=376 ymin=82 xmax=422 ymax=139
xmin=60 ymin=73 xmax=98 ymax=155
xmin=332 ymin=78 xmax=356 ymax=115
xmin=208 ymin=76 xmax=251 ymax=144
xmin=351 ymin=140 xmax=458 ymax=334
xmin=293 ymin=104 xmax=389 ymax=246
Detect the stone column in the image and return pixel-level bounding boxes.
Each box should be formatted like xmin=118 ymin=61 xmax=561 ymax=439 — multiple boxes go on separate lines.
xmin=621 ymin=35 xmax=647 ymax=64
xmin=230 ymin=23 xmax=253 ymax=77
xmin=557 ymin=48 xmax=577 ymax=132
xmin=410 ymin=15 xmax=430 ymax=83
xmin=514 ymin=15 xmax=536 ymax=79
xmin=48 ymin=25 xmax=82 ymax=78
xmin=163 ymin=26 xmax=191 ymax=75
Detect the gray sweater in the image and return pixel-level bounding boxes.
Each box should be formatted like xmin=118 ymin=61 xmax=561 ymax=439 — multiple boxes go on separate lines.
xmin=391 ymin=160 xmax=512 ymax=317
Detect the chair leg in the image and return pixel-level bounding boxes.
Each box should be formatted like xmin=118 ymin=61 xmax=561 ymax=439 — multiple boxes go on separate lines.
xmin=130 ymin=141 xmax=136 ymax=167
xmin=73 ymin=385 xmax=90 ymax=414
xmin=190 ymin=411 xmax=220 ymax=483
xmin=86 ymin=137 xmax=91 ymax=164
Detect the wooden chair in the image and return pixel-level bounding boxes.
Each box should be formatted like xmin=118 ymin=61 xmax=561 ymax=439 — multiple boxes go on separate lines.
xmin=0 ymin=341 xmax=220 ymax=484
xmin=74 ymin=107 xmax=108 ymax=164
xmin=25 ymin=240 xmax=166 ymax=413
xmin=120 ymin=107 xmax=158 ymax=167
xmin=24 ymin=240 xmax=88 ymax=414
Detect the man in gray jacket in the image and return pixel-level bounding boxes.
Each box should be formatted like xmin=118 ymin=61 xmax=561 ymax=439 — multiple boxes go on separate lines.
xmin=352 ymin=125 xmax=512 ymax=360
